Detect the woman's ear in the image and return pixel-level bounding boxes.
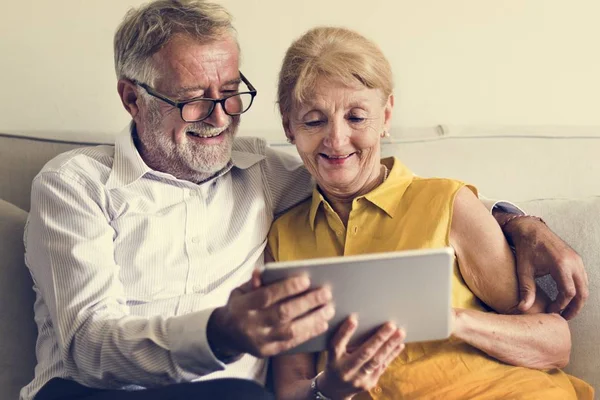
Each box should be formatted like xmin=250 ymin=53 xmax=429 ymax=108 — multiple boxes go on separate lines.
xmin=383 ymin=94 xmax=395 ymax=132
xmin=282 ymin=116 xmax=295 ymax=144
xmin=118 ymin=79 xmax=141 ymax=119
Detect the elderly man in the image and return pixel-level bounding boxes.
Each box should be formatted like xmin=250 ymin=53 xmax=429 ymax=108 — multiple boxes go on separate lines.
xmin=23 ymin=1 xmax=588 ymax=399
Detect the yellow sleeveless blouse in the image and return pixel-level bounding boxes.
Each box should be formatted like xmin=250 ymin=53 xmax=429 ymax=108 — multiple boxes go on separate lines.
xmin=267 ymin=157 xmax=593 ymax=400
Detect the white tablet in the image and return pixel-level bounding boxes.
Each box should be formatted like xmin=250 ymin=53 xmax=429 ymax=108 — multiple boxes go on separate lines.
xmin=261 ymin=247 xmax=454 ymax=354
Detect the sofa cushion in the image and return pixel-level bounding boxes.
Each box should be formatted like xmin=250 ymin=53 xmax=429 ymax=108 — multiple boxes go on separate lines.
xmin=520 ymin=196 xmax=600 ymax=392
xmin=0 ymin=134 xmax=96 ymax=211
xmin=0 ymin=199 xmax=37 ymax=400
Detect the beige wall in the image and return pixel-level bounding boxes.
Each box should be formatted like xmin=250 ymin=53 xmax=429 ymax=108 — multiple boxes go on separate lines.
xmin=1 ymin=0 xmax=599 ymax=141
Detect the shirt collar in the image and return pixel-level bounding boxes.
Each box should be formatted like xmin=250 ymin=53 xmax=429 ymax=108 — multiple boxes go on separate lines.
xmin=363 ymin=157 xmax=414 ymax=218
xmin=308 ymin=186 xmax=327 ymax=231
xmin=308 ymin=157 xmax=414 ymax=230
xmin=106 ymin=122 xmax=266 ymax=189
xmin=106 ymin=122 xmax=152 ymax=190
xmin=231 ymin=149 xmax=265 ymax=170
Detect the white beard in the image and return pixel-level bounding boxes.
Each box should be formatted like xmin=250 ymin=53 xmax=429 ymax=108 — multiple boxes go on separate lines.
xmin=137 ymin=101 xmax=239 ymax=183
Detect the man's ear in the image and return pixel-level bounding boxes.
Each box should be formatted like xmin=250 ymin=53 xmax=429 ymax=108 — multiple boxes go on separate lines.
xmin=383 ymin=94 xmax=395 ymax=133
xmin=282 ymin=116 xmax=295 ymax=144
xmin=117 ymin=79 xmax=141 ymax=119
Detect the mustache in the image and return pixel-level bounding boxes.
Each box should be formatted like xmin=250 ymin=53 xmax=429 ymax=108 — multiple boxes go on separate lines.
xmin=187 ymin=124 xmax=228 ymax=136
xmin=186 ymin=116 xmax=238 ymax=136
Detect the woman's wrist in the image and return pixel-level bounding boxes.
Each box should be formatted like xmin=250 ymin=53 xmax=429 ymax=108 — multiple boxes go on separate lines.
xmin=451 ymin=308 xmax=471 ymax=341
xmin=316 ymin=371 xmax=353 ymax=400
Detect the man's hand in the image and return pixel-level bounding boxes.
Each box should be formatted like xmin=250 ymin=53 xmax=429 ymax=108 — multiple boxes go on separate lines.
xmin=207 ymin=269 xmax=335 ymax=360
xmin=495 ymin=211 xmax=589 ymax=320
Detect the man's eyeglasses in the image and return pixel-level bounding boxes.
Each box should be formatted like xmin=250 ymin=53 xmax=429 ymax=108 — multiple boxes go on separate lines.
xmin=134 ymin=72 xmax=257 ymax=123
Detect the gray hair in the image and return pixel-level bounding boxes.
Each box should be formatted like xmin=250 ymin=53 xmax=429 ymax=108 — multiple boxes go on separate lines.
xmin=114 ymin=0 xmax=237 ymax=86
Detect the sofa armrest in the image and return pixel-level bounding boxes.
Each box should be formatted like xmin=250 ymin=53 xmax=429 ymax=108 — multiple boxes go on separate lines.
xmin=0 ymin=199 xmax=37 ymax=400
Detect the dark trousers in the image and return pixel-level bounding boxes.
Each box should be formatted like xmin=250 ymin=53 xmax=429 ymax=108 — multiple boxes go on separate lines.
xmin=35 ymin=378 xmax=274 ymax=400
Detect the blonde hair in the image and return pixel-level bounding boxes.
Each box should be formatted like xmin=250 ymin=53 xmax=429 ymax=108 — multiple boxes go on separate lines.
xmin=114 ymin=0 xmax=237 ymax=86
xmin=277 ymin=26 xmax=393 ymax=119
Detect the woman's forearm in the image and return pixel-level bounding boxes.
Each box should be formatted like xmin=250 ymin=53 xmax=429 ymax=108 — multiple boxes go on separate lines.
xmin=276 ymin=379 xmax=314 ymax=400
xmin=453 ymin=308 xmax=571 ymax=370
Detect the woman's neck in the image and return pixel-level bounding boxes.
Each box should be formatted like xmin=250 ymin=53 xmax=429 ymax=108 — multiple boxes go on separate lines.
xmin=323 ymin=164 xmax=388 ymax=227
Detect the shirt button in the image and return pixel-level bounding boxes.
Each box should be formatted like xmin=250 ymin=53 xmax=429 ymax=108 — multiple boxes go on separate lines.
xmin=191 ymin=237 xmax=200 ymax=243
xmin=373 ymin=386 xmax=382 ymax=394
xmin=193 ymin=284 xmax=202 ymax=292
xmin=353 ymin=226 xmax=358 ymax=234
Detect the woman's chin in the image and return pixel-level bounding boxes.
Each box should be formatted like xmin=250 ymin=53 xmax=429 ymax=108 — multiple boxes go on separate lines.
xmin=317 ymin=170 xmax=358 ymax=192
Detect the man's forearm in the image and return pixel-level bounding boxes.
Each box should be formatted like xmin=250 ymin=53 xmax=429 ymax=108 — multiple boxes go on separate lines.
xmin=453 ymin=308 xmax=571 ymax=370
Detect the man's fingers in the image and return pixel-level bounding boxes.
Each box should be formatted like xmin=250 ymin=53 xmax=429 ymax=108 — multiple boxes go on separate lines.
xmin=547 ymin=288 xmax=575 ymax=315
xmin=247 ymin=274 xmax=311 ymax=309
xmin=251 ymin=268 xmax=262 ymax=289
xmin=263 ymin=285 xmax=333 ymax=324
xmin=329 ymin=314 xmax=358 ymax=358
xmin=234 ymin=277 xmax=256 ymax=296
xmin=559 ymin=273 xmax=589 ymax=320
xmin=516 ymin=261 xmax=537 ymax=312
xmin=547 ymin=267 xmax=577 ymax=314
xmin=267 ymin=303 xmax=335 ymax=343
xmin=561 ymin=298 xmax=581 ymax=321
xmin=246 ymin=302 xmax=333 ymax=357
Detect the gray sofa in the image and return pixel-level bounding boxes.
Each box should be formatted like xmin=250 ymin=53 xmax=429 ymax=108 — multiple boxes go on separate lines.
xmin=1 ymin=132 xmax=598 ymax=399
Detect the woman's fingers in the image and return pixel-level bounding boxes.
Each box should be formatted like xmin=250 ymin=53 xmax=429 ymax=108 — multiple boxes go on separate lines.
xmin=359 ymin=327 xmax=405 ymax=376
xmin=347 ymin=322 xmax=397 ymax=375
xmin=329 ymin=314 xmax=358 ymax=359
xmin=381 ymin=330 xmax=406 ymax=368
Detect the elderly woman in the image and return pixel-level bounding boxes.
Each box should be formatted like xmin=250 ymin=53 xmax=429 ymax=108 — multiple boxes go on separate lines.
xmin=266 ymin=27 xmax=593 ymax=400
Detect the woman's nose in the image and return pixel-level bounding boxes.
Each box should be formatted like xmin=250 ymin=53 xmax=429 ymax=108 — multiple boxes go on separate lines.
xmin=323 ymin=121 xmax=350 ymax=148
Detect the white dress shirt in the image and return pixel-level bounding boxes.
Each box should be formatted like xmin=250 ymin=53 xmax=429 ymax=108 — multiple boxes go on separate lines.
xmin=21 ymin=125 xmax=521 ymax=400
xmin=21 ymin=125 xmax=313 ymax=400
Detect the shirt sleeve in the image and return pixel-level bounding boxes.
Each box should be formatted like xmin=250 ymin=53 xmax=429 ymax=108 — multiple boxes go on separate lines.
xmin=261 ymin=145 xmax=314 ymax=216
xmin=412 ymin=170 xmax=525 ymax=216
xmin=478 ymin=194 xmax=526 ymax=215
xmin=26 ymin=171 xmax=226 ymax=389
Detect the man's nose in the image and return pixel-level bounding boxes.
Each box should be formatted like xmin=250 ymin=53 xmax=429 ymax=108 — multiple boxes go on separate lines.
xmin=204 ymin=102 xmax=229 ymax=128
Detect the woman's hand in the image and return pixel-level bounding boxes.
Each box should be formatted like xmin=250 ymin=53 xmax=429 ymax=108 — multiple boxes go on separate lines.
xmin=317 ymin=315 xmax=406 ymax=400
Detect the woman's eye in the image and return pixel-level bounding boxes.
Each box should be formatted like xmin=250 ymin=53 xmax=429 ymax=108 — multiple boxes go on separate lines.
xmin=348 ymin=116 xmax=366 ymax=123
xmin=304 ymin=120 xmax=324 ymax=127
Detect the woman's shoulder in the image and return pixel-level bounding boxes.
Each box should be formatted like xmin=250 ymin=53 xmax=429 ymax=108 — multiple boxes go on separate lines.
xmin=271 ymin=197 xmax=313 ymax=232
xmin=268 ymin=197 xmax=315 ymax=262
xmin=409 ymin=176 xmax=475 ymax=195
